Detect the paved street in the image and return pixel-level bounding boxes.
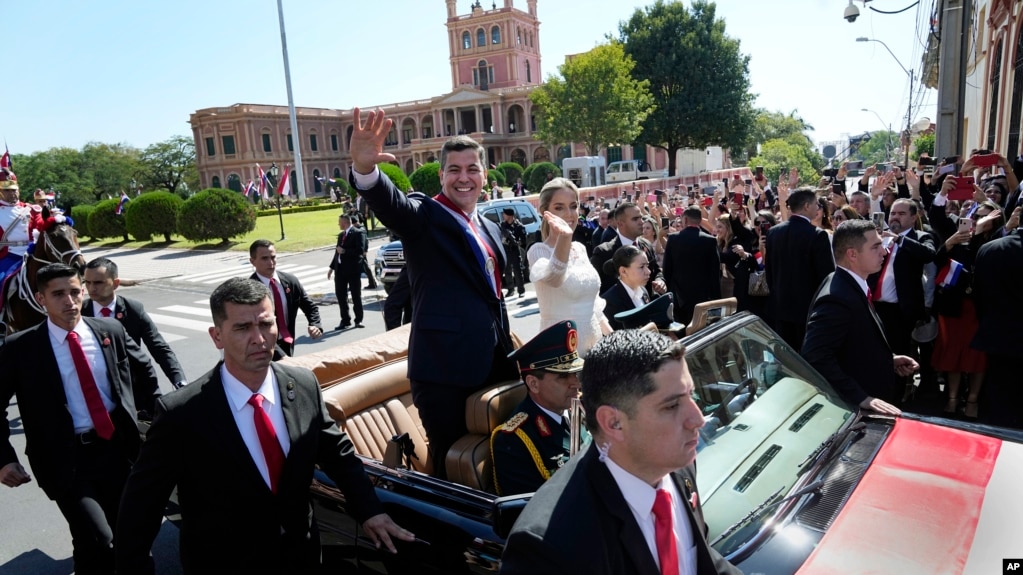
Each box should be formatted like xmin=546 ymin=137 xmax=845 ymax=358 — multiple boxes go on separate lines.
xmin=0 ymin=240 xmax=542 ymax=574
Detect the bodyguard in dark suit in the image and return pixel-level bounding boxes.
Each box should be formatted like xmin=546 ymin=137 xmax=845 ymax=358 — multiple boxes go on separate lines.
xmin=348 ymin=108 xmax=518 ymax=479
xmin=972 ymin=228 xmax=1023 ymax=428
xmin=0 ymin=263 xmax=159 ymax=575
xmin=801 ymin=220 xmax=918 ymax=414
xmin=500 ymin=330 xmax=740 ymax=575
xmin=765 ymin=189 xmax=835 ymax=351
xmin=662 ymin=207 xmax=722 ymax=325
xmin=116 ymin=278 xmax=412 ymax=574
xmin=590 ymin=202 xmax=665 ymax=296
xmin=82 ymin=257 xmax=188 ymax=389
xmin=327 ymin=213 xmax=366 ymax=329
xmin=248 ymin=239 xmax=323 ymax=357
xmin=492 ymin=320 xmax=586 ymax=496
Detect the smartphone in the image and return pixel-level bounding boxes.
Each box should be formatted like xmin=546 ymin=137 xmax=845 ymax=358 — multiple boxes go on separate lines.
xmin=755 ymin=166 xmax=764 ymax=177
xmin=823 ymin=168 xmax=837 ymax=178
xmin=972 ymin=153 xmax=1000 ymax=168
xmin=871 ymin=211 xmax=885 ymax=230
xmin=646 ymin=193 xmax=657 ymax=203
xmin=732 ymin=192 xmax=743 ymax=205
xmin=937 ymin=163 xmax=958 ymax=177
xmin=949 ymin=176 xmax=976 ymax=201
xmin=702 ymin=186 xmax=717 ymax=196
xmin=701 ymin=197 xmax=713 ymax=208
xmin=660 ymin=217 xmax=670 ymax=229
xmin=876 ymin=163 xmax=890 ymax=174
xmin=942 ymin=155 xmax=961 ymax=166
xmin=958 ymin=217 xmax=975 ymax=234
xmin=845 ymin=160 xmax=864 ymax=171
xmin=759 ymin=222 xmax=771 ymax=236
xmin=744 ymin=179 xmax=753 ymax=186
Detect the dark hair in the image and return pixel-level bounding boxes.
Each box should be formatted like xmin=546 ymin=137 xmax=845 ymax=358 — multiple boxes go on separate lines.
xmin=439 ymin=135 xmax=486 ymax=169
xmin=614 ymin=202 xmax=637 ymax=222
xmin=36 ymin=262 xmax=80 ymax=292
xmin=682 ymin=206 xmax=702 ymax=224
xmin=892 ymin=198 xmax=918 ymax=216
xmin=249 ymin=239 xmax=275 ymax=258
xmin=210 ymin=278 xmax=271 ymax=327
xmin=754 ymin=210 xmax=777 ymax=226
xmin=849 ymin=190 xmax=870 ymax=204
xmin=580 ymin=330 xmax=686 ymax=436
xmin=339 ymin=214 xmax=352 ymax=224
xmin=85 ymin=257 xmax=119 ymax=280
xmin=832 ymin=219 xmax=876 ymax=262
xmin=786 ymin=188 xmax=817 ymax=212
xmin=611 ymin=245 xmax=645 ymax=278
xmin=833 ymin=204 xmax=860 ymax=222
xmin=817 ymin=197 xmax=833 ymax=231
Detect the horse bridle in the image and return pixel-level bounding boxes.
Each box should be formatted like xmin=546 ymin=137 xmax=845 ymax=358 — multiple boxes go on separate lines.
xmin=5 ymin=224 xmax=84 ymax=322
xmin=32 ymin=224 xmax=83 ymax=267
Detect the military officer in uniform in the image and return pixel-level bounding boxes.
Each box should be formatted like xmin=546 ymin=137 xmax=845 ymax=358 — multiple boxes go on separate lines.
xmin=0 ymin=169 xmax=32 ymax=300
xmin=491 ymin=320 xmax=587 ymax=495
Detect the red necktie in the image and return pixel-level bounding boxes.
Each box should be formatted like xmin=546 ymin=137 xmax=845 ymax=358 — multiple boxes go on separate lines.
xmin=100 ymin=308 xmax=112 ymax=317
xmin=248 ymin=393 xmax=285 ymax=494
xmin=652 ymin=489 xmax=679 ymax=575
xmin=872 ymin=246 xmax=892 ymax=301
xmin=66 ymin=331 xmax=116 ymax=440
xmin=269 ymin=278 xmax=293 ymax=344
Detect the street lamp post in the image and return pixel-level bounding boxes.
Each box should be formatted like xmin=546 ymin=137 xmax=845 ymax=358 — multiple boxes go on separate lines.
xmin=861 ymin=108 xmax=893 ymax=162
xmin=268 ymin=162 xmax=286 ymax=241
xmin=856 ymin=37 xmax=914 ymax=165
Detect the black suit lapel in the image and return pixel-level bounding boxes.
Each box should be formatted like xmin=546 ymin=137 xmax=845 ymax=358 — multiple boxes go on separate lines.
xmin=585 ymin=449 xmax=661 ymax=574
xmin=272 ymin=364 xmax=302 ymax=451
xmin=840 ymin=269 xmax=890 ymax=349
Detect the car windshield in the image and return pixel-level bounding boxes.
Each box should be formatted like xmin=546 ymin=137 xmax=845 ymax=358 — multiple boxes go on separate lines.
xmin=683 ymin=315 xmax=855 ymax=556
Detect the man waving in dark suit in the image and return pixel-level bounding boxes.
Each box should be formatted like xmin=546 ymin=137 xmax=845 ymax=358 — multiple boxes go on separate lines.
xmin=348 ymin=108 xmax=519 ymax=479
xmin=82 ymin=256 xmax=188 ymax=389
xmin=327 ymin=214 xmax=366 ymax=329
xmin=116 ymin=278 xmax=413 ymax=574
xmin=801 ymin=219 xmax=918 ymax=414
xmin=1 ymin=263 xmax=159 ymax=575
xmin=501 ymin=329 xmax=740 ymax=575
xmin=248 ymin=239 xmax=322 ymax=357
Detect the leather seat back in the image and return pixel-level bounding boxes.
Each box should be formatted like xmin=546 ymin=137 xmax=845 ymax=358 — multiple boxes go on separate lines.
xmin=445 ymin=380 xmax=526 ymax=492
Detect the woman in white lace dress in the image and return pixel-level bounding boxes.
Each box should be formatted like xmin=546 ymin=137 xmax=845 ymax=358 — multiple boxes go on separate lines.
xmin=527 ymin=178 xmax=612 ymax=355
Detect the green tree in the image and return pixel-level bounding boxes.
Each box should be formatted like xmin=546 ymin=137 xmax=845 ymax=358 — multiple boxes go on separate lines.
xmin=70 ymin=204 xmax=96 ymax=239
xmin=911 ymin=133 xmax=935 ymax=161
xmin=524 ymin=162 xmax=561 ymax=194
xmin=530 ymin=42 xmax=654 ymax=156
xmin=124 ymin=191 xmax=183 ymax=242
xmin=749 ymin=139 xmax=819 ymax=187
xmin=87 ymin=198 xmax=130 ymax=241
xmin=379 ymin=163 xmax=411 ymax=192
xmin=81 ymin=142 xmax=143 ymax=198
xmin=496 ymin=162 xmax=524 ymax=184
xmin=738 ymin=109 xmax=815 ymax=164
xmin=854 ymin=130 xmax=898 ymax=165
xmin=410 ymin=162 xmax=442 ymax=197
xmin=140 ymin=135 xmax=198 ymax=195
xmin=177 ymin=188 xmax=256 ymax=243
xmin=619 ymin=0 xmax=755 ymax=176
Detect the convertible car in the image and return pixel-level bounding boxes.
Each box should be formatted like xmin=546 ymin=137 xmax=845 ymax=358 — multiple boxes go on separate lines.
xmin=280 ymin=313 xmax=1023 ymax=574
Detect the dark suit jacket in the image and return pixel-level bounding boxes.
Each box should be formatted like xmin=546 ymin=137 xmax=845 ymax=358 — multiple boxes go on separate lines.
xmin=500 ymin=443 xmax=741 ymax=575
xmin=662 ymin=227 xmax=722 ymax=324
xmin=865 ymin=229 xmax=937 ymax=321
xmin=328 ymin=226 xmax=366 ymax=274
xmin=353 ymin=171 xmax=515 ymax=388
xmin=972 ymin=229 xmax=1023 ymax=355
xmin=765 ymin=215 xmax=835 ymax=324
xmin=83 ymin=295 xmax=186 ymax=385
xmin=249 ymin=270 xmax=321 ymax=357
xmin=601 ymin=281 xmax=647 ymax=330
xmin=590 ymin=236 xmax=663 ymax=296
xmin=801 ymin=268 xmax=896 ymax=406
xmin=0 ymin=317 xmax=159 ymax=499
xmin=116 ymin=362 xmax=383 ymax=575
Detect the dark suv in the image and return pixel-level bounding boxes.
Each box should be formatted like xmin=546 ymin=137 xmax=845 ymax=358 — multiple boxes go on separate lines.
xmin=373 ymin=199 xmax=541 ymax=293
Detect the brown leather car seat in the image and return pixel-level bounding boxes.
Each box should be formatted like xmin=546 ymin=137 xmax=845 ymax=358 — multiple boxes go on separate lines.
xmin=444 ymin=380 xmax=526 ymax=492
xmin=320 ymin=360 xmax=432 ymax=475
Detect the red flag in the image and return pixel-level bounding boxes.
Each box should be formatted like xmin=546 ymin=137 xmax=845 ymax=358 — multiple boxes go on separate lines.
xmin=276 ymin=166 xmax=291 ymax=197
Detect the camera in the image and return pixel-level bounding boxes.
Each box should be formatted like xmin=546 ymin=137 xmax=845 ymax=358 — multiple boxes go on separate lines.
xmin=844 ymin=1 xmax=860 ymax=22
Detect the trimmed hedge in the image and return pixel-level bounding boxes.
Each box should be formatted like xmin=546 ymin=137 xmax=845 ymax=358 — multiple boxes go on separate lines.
xmin=255 ymin=203 xmax=339 ymax=217
xmin=70 ymin=205 xmax=95 ymax=239
xmin=523 ymin=162 xmax=562 ymax=194
xmin=88 ymin=198 xmax=129 ymax=241
xmin=177 ymin=188 xmax=257 ymax=243
xmin=410 ymin=162 xmax=442 ymax=197
xmin=124 ymin=191 xmax=183 ymax=242
xmin=380 ymin=163 xmax=411 ymax=192
xmin=496 ymin=161 xmax=524 ymax=184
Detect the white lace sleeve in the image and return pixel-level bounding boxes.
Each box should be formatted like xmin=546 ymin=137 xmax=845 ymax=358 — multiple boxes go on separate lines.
xmin=528 ymin=241 xmax=569 ymax=288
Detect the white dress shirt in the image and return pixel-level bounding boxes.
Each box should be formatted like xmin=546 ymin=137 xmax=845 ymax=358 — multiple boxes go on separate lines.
xmin=838 ymin=265 xmax=871 ymax=299
xmin=47 ymin=319 xmax=116 ymax=433
xmin=604 ymin=456 xmax=696 ymax=575
xmin=91 ymin=300 xmax=116 ymax=318
xmin=254 ymin=272 xmax=288 ymax=320
xmin=876 ymin=229 xmax=911 ymax=303
xmin=221 ymin=365 xmax=291 ymax=490
xmin=621 ymin=280 xmax=648 ymax=308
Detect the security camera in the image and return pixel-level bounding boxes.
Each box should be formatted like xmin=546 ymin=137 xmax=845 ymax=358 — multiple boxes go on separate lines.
xmin=844 ymin=1 xmax=860 ymax=23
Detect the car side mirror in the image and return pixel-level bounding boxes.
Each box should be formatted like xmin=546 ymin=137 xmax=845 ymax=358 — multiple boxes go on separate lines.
xmin=492 ymin=493 xmax=532 ymax=539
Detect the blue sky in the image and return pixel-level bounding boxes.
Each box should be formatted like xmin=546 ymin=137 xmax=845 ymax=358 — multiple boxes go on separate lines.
xmin=4 ymin=0 xmax=936 ymax=155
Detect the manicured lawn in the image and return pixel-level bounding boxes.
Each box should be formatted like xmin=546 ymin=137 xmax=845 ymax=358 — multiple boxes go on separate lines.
xmin=80 ymin=209 xmax=384 ymax=253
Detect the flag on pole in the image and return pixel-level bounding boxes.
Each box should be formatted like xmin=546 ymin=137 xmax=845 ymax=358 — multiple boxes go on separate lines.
xmin=276 ymin=166 xmax=291 ymax=197
xmin=244 ymin=179 xmax=257 ymax=198
xmin=115 ymin=192 xmax=130 ymax=215
xmin=935 ymin=260 xmax=964 ymax=288
xmin=256 ymin=164 xmax=270 ymax=200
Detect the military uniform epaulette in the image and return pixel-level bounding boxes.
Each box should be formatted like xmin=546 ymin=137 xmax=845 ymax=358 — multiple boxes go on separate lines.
xmin=500 ymin=411 xmax=529 ymax=433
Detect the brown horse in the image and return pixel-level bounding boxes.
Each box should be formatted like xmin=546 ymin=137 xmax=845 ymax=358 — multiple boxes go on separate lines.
xmin=3 ymin=208 xmax=86 ymax=334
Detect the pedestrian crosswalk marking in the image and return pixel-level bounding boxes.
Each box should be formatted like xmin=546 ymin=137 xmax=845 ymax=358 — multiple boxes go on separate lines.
xmin=162 ymin=333 xmax=188 ymax=343
xmin=158 ymin=305 xmax=213 ymax=317
xmin=146 ymin=313 xmax=213 ymax=332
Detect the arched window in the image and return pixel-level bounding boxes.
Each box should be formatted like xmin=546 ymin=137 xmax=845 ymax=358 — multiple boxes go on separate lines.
xmin=987 ymin=38 xmax=1004 ymax=151
xmin=526 ymin=60 xmax=531 ymax=83
xmin=312 ymin=169 xmax=322 ymax=196
xmin=333 ymin=167 xmax=342 ymax=179
xmin=491 ymin=25 xmax=501 ymax=45
xmin=462 ymin=31 xmax=471 ymax=50
xmin=211 ymin=175 xmax=221 ymax=188
xmin=477 ymin=28 xmax=486 ymax=47
xmin=1006 ymin=27 xmax=1023 ymax=156
xmin=227 ymin=174 xmax=242 ymax=193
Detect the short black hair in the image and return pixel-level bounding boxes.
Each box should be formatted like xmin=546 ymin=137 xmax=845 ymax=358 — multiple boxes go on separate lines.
xmin=85 ymin=257 xmax=118 ymax=280
xmin=682 ymin=206 xmax=702 ymax=223
xmin=502 ymin=207 xmax=515 ymax=216
xmin=614 ymin=202 xmax=637 ymax=221
xmin=36 ymin=263 xmax=80 ymax=293
xmin=610 ymin=244 xmax=644 ymax=278
xmin=786 ymin=188 xmax=817 ymax=212
xmin=249 ymin=239 xmax=275 ymax=258
xmin=580 ymin=330 xmax=685 ymax=436
xmin=210 ymin=278 xmax=271 ymax=327
xmin=439 ymin=135 xmax=486 ymax=169
xmin=832 ymin=219 xmax=876 ymax=262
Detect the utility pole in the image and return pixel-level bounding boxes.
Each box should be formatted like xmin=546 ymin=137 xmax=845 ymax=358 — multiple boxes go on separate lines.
xmin=934 ymin=0 xmax=970 ymax=160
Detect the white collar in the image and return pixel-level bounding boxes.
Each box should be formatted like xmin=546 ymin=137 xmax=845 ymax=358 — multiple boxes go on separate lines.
xmin=221 ymin=364 xmax=278 ymax=414
xmin=837 ymin=265 xmax=870 ymax=298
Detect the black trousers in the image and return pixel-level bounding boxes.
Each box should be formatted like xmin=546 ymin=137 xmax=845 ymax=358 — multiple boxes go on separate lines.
xmin=873 ymin=301 xmax=914 ymax=357
xmin=360 ymin=258 xmax=377 ymax=288
xmin=503 ymin=252 xmax=525 ymax=294
xmin=55 ymin=434 xmax=132 ymax=575
xmin=333 ymin=271 xmax=363 ymax=324
xmin=982 ymin=354 xmax=1022 ymax=429
xmin=383 ymin=269 xmax=412 ymax=331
